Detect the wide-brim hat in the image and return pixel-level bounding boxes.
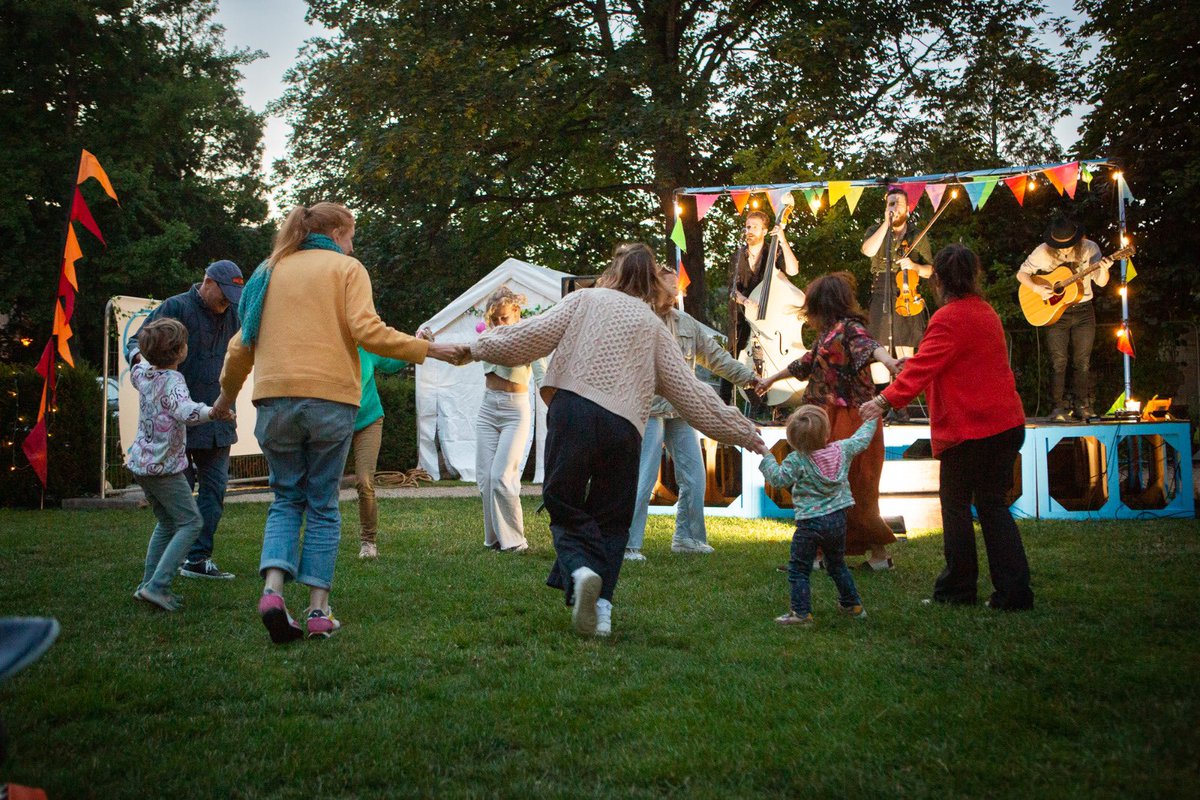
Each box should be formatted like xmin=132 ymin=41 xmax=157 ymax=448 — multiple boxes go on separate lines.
xmin=1044 ymin=219 xmax=1084 ymax=250
xmin=205 ymin=259 xmax=245 ymax=304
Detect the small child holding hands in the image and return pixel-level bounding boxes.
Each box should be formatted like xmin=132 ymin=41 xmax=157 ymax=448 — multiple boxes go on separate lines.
xmin=127 ymin=318 xmax=232 ymax=611
xmin=759 ymin=405 xmax=876 ymax=626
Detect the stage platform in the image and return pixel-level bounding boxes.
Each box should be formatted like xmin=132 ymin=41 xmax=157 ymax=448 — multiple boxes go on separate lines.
xmin=645 ymin=418 xmax=1195 ymax=527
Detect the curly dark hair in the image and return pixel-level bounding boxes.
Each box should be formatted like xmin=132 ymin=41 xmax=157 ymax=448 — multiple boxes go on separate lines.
xmin=802 ymin=271 xmax=866 ymax=333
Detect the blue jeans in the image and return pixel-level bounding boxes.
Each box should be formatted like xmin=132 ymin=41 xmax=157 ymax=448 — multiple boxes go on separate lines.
xmin=255 ymin=398 xmax=356 ymax=590
xmin=137 ymin=473 xmax=204 ymax=594
xmin=627 ymin=416 xmax=707 ymax=549
xmin=788 ymin=509 xmax=861 ymax=616
xmin=184 ymin=446 xmax=230 ymax=562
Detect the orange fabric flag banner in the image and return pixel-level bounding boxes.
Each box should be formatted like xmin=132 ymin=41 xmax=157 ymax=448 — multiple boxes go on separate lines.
xmin=1004 ymin=176 xmax=1027 ymax=206
xmin=1050 ymin=162 xmax=1079 ymax=199
xmin=1116 ymin=326 xmax=1135 ymax=357
xmin=676 ymin=253 xmax=691 ymax=296
xmin=63 ymin=224 xmax=82 ymax=289
xmin=21 ymin=417 xmax=48 ymax=486
xmin=730 ymin=191 xmax=750 ymax=214
xmin=53 ymin=301 xmax=75 ymax=367
xmin=1043 ymin=166 xmax=1065 ymax=195
xmin=77 ymin=149 xmax=120 ymax=203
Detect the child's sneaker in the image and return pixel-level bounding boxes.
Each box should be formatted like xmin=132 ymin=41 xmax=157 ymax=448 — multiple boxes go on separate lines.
xmin=359 ymin=542 xmax=378 ymax=560
xmin=258 ymin=590 xmax=303 ymax=644
xmin=624 ymin=548 xmax=646 ymax=562
xmin=595 ymin=599 xmax=612 ymax=637
xmin=135 ymin=586 xmax=181 ymax=612
xmin=839 ymin=603 xmax=868 ymax=619
xmin=570 ymin=567 xmax=602 ymax=635
xmin=306 ymin=608 xmax=342 ymax=639
xmin=775 ymin=611 xmax=814 ymax=626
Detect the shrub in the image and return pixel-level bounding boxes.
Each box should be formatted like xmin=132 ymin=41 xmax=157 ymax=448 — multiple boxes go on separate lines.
xmin=0 ymin=361 xmax=103 ymax=507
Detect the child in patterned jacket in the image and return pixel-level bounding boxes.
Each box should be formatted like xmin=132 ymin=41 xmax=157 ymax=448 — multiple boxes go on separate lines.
xmin=127 ymin=318 xmax=230 ymax=611
xmin=759 ymin=405 xmax=876 ymax=626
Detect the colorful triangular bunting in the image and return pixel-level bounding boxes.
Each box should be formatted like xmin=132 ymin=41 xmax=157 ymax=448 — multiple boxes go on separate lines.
xmin=69 ymin=187 xmax=105 ymax=244
xmin=1051 ymin=162 xmax=1079 ymax=199
xmin=827 ymin=181 xmax=850 ymax=209
xmin=1125 ymin=256 xmax=1137 ymax=282
xmin=844 ymin=186 xmax=864 ymax=215
xmin=694 ymin=193 xmax=719 ymax=221
xmin=899 ymin=182 xmax=925 ymax=211
xmin=925 ymin=184 xmax=947 ymax=210
xmin=77 ymin=149 xmax=119 ymax=203
xmin=730 ymin=191 xmax=750 ymax=214
xmin=1004 ymin=176 xmax=1027 ymax=206
xmin=669 ymin=216 xmax=686 ymax=253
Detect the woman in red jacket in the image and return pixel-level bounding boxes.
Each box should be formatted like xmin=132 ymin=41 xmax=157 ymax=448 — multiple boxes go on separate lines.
xmin=859 ymin=244 xmax=1033 ymax=611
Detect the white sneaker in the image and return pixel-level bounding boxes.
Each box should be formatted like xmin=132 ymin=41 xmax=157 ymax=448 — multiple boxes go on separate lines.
xmin=671 ymin=538 xmax=714 ymax=554
xmin=358 ymin=542 xmax=378 ymax=560
xmin=570 ymin=567 xmax=602 ymax=635
xmin=624 ymin=548 xmax=646 ymax=562
xmin=595 ymin=599 xmax=612 ymax=637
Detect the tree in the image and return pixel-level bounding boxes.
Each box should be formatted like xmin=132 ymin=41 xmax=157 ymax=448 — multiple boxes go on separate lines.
xmin=0 ymin=0 xmax=271 ymax=365
xmin=279 ymin=0 xmax=1080 ymax=333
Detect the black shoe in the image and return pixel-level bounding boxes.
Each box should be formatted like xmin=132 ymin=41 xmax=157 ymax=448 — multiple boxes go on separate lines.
xmin=1075 ymin=406 xmax=1094 ymax=421
xmin=179 ymin=558 xmax=235 ymax=580
xmin=1049 ymin=406 xmax=1068 ymax=422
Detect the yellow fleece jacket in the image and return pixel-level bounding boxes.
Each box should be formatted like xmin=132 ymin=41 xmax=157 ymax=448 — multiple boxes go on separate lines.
xmin=220 ymin=249 xmax=429 ymax=406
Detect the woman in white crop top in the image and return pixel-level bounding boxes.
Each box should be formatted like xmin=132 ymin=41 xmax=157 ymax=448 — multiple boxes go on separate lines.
xmin=476 ymin=287 xmax=546 ymax=552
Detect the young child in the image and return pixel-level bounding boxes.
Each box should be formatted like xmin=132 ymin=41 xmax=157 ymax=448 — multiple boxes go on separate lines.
xmin=759 ymin=405 xmax=876 ymax=625
xmin=127 ymin=318 xmax=228 ymax=611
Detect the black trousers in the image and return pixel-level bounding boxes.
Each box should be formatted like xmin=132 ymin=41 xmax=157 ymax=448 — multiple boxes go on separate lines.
xmin=1044 ymin=302 xmax=1096 ymax=409
xmin=934 ymin=425 xmax=1034 ymax=610
xmin=543 ymin=390 xmax=641 ymax=604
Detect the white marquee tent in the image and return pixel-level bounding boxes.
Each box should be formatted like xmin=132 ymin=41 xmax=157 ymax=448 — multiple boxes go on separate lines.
xmin=416 ymin=258 xmax=570 ymax=483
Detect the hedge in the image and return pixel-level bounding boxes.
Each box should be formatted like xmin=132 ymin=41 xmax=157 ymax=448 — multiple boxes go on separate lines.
xmin=0 ymin=362 xmax=103 ymax=507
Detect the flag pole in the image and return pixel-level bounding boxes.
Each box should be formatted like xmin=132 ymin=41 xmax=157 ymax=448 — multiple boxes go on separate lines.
xmin=1116 ymin=168 xmax=1131 ymax=401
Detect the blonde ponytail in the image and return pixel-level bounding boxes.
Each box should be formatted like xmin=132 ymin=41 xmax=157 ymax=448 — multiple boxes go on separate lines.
xmin=267 ymin=202 xmax=355 ymax=268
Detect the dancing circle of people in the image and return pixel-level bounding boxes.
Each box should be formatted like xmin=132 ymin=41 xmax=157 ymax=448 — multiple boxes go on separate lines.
xmin=126 ymin=189 xmax=1122 ymax=639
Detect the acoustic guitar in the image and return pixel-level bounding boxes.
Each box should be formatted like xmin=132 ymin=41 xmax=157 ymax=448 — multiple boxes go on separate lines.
xmin=1018 ymin=245 xmax=1135 ymax=327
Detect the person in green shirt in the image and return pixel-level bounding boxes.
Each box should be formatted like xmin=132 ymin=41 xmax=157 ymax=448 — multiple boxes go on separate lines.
xmin=350 ymin=342 xmax=417 ymax=559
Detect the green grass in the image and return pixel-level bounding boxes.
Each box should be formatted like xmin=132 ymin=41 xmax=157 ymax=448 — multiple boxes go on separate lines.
xmin=1 ymin=500 xmax=1198 ymax=798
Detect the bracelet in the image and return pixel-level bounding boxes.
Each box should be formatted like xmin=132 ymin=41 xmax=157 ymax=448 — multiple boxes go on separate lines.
xmin=873 ymin=394 xmax=891 ymax=411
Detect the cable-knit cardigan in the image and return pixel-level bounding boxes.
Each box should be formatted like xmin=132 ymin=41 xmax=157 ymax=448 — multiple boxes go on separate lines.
xmin=471 ymin=288 xmax=760 ymax=449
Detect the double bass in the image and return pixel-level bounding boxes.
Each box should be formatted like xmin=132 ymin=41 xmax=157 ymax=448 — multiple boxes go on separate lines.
xmin=736 ymin=194 xmax=808 ymax=407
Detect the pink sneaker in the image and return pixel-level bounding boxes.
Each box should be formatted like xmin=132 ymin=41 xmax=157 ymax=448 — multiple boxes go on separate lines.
xmin=258 ymin=591 xmax=303 ymax=644
xmin=305 ymin=608 xmax=342 ymax=639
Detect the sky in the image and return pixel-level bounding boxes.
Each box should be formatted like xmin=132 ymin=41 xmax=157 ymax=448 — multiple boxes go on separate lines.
xmin=213 ymin=0 xmax=1090 ymax=213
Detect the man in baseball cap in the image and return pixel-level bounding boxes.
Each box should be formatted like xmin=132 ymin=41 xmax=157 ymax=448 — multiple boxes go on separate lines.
xmin=125 ymin=259 xmax=246 ymax=579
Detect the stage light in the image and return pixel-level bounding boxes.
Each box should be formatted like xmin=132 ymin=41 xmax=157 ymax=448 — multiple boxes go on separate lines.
xmin=1119 ymin=286 xmax=1128 ymax=298
xmin=1127 ymin=399 xmax=1142 ymax=412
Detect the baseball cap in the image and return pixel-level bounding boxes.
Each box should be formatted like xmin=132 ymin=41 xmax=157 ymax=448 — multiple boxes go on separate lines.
xmin=205 ymin=260 xmax=245 ymax=304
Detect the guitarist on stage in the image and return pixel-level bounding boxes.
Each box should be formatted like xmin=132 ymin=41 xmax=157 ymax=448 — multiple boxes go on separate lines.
xmin=861 ymin=187 xmax=932 ymax=419
xmin=1016 ymin=218 xmax=1109 ymax=421
xmin=728 ymin=209 xmax=799 ymax=356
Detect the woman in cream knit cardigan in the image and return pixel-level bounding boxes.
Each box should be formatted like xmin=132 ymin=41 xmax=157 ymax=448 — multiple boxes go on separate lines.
xmin=472 ymin=244 xmax=766 ymax=637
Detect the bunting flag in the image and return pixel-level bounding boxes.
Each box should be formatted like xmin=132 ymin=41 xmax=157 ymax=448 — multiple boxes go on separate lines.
xmin=962 ymin=179 xmax=998 ymax=210
xmin=925 ymin=183 xmax=947 ymax=210
xmin=69 ymin=187 xmax=105 ymax=244
xmin=844 ymin=185 xmax=864 ymax=215
xmin=1125 ymin=256 xmax=1137 ymax=282
xmin=899 ymin=182 xmax=925 ymax=211
xmin=1081 ymin=164 xmax=1094 ymax=186
xmin=801 ymin=188 xmax=821 ymax=217
xmin=1003 ymin=175 xmax=1027 ymax=206
xmin=62 ymin=225 xmax=82 ymax=290
xmin=766 ymin=188 xmax=790 ymax=215
xmin=1116 ymin=325 xmax=1135 ymax=357
xmin=730 ymin=190 xmax=750 ymax=214
xmin=21 ymin=418 xmax=48 ymax=487
xmin=676 ymin=252 xmax=691 ymax=295
xmin=1105 ymin=391 xmax=1127 ymax=415
xmin=827 ymin=181 xmax=850 ymax=209
xmin=1043 ymin=166 xmax=1066 ymax=195
xmin=669 ymin=215 xmax=687 ymax=253
xmin=76 ymin=149 xmax=120 ymax=203
xmin=694 ymin=193 xmax=719 ymax=221
xmin=22 ymin=150 xmax=118 ymax=489
xmin=1050 ymin=162 xmax=1079 ymax=199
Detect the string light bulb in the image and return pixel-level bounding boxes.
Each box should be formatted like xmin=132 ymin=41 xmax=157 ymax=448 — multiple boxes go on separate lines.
xmin=1114 ymin=170 xmax=1123 ymax=180
xmin=809 ymin=197 xmax=821 ymax=212
xmin=674 ymin=202 xmax=683 ymax=216
xmin=1027 ymin=178 xmax=1036 ymax=192
xmin=950 ymin=187 xmax=960 ymax=198
xmin=750 ymin=198 xmax=760 ymax=209
xmin=1121 ymin=234 xmax=1129 ymax=246
xmin=1119 ymin=286 xmax=1128 ymax=298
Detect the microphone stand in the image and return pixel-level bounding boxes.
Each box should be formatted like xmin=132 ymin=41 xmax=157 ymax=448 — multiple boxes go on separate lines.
xmin=884 ymin=209 xmax=895 ymax=362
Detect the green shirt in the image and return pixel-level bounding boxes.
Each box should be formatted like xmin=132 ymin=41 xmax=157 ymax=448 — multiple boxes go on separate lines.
xmin=355 ymin=347 xmax=408 ymax=431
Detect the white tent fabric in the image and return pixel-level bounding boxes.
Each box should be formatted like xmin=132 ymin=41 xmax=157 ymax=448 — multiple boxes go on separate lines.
xmin=416 ymin=258 xmax=570 ymax=483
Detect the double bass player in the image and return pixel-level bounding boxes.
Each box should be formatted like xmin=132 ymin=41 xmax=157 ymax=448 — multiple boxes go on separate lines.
xmin=729 ymin=209 xmax=800 ymax=356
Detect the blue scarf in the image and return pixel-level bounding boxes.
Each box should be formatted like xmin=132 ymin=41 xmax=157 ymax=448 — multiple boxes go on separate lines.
xmin=238 ymin=233 xmax=344 ymax=345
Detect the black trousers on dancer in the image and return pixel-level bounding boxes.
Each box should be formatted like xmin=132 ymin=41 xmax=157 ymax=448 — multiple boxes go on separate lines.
xmin=543 ymin=390 xmax=641 ymax=604
xmin=934 ymin=425 xmax=1034 ymax=610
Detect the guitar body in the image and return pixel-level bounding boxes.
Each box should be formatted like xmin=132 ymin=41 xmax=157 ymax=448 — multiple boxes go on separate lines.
xmin=1020 ymin=266 xmax=1084 ymax=327
xmin=894 ymin=268 xmax=926 ymax=317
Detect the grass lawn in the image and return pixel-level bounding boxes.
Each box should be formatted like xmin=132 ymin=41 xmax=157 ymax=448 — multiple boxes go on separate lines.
xmin=1 ymin=499 xmax=1198 ymax=798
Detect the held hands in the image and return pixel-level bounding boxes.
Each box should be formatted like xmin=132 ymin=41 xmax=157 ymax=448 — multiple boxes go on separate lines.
xmin=754 ymin=376 xmax=777 ymax=397
xmin=858 ymin=398 xmax=885 ymax=422
xmin=416 ymin=327 xmax=435 ymax=342
xmin=746 ymin=429 xmax=768 ymax=455
xmin=428 ymin=342 xmax=473 ymax=366
xmin=212 ymin=392 xmax=234 ymax=421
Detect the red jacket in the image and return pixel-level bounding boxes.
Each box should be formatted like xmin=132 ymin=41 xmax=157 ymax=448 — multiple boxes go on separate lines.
xmin=882 ymin=295 xmax=1025 ymax=456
